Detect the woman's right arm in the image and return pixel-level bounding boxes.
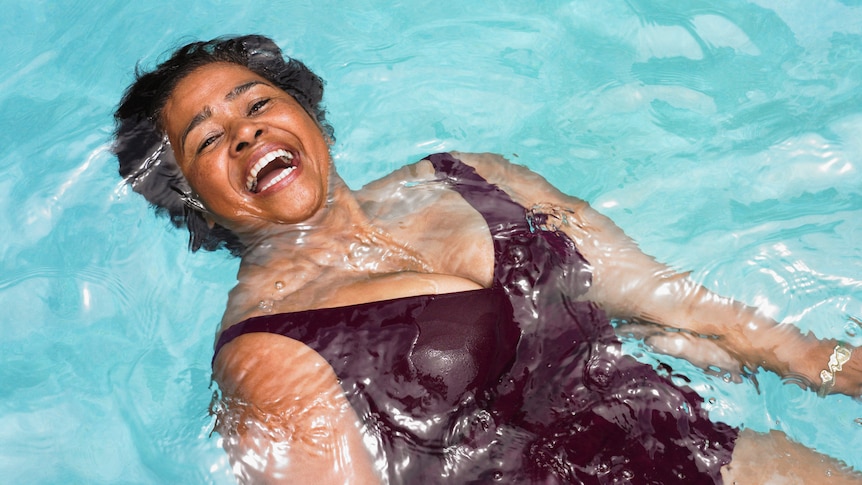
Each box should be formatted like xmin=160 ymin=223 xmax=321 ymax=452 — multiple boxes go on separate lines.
xmin=213 ymin=333 xmax=381 ymax=484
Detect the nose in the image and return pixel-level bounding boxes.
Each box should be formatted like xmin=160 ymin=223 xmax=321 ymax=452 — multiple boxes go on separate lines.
xmin=232 ymin=121 xmax=264 ymax=154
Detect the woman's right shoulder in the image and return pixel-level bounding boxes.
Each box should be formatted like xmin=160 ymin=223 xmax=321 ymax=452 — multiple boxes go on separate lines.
xmin=212 ymin=331 xmax=382 ymax=482
xmin=214 ymin=331 xmax=343 ymax=411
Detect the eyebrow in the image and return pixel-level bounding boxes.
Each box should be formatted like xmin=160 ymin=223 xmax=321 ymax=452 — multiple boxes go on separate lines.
xmin=226 ymin=80 xmax=266 ymax=101
xmin=180 ymin=107 xmax=212 ymax=153
xmin=179 ymin=80 xmax=271 ymax=152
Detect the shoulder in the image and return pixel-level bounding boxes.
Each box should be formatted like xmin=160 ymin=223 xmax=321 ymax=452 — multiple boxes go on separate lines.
xmin=450 ymin=151 xmax=590 ymax=211
xmin=357 ymin=156 xmax=436 ymax=192
xmin=214 ymin=332 xmax=343 ymax=411
xmin=356 ymin=151 xmax=551 ymax=189
xmin=355 ymin=151 xmax=558 ymax=195
xmin=356 ymin=151 xmax=578 ymax=208
xmin=451 ymin=151 xmax=533 ymax=181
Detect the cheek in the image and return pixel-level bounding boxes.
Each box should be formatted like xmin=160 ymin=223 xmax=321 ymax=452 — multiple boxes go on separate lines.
xmin=183 ymin=159 xmax=233 ymax=205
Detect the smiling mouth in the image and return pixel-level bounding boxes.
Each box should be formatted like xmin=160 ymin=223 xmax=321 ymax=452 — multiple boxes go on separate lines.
xmin=246 ymin=149 xmax=296 ymax=193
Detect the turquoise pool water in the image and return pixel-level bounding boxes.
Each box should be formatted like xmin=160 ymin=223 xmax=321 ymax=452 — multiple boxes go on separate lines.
xmin=2 ymin=0 xmax=862 ymax=482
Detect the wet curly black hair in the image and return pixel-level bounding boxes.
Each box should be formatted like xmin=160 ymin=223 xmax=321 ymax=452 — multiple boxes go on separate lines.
xmin=113 ymin=35 xmax=333 ymax=257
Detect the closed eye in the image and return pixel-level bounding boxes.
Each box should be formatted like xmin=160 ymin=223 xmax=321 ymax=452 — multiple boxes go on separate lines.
xmin=197 ymin=133 xmax=221 ymax=154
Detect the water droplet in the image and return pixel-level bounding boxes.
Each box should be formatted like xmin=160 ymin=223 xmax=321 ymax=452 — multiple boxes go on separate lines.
xmin=274 ymin=280 xmax=284 ymax=291
xmin=258 ymin=300 xmax=273 ymax=312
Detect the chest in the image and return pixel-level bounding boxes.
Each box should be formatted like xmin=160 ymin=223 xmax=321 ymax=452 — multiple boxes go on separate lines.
xmin=388 ymin=188 xmax=496 ymax=281
xmin=223 ymin=189 xmax=497 ymax=326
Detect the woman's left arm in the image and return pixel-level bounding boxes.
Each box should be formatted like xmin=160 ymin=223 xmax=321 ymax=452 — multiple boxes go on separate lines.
xmin=569 ymin=196 xmax=861 ymax=397
xmin=458 ymin=152 xmax=861 ymax=396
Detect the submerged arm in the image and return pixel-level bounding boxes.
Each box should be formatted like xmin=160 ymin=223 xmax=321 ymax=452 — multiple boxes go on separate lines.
xmin=213 ymin=333 xmax=381 ymax=484
xmin=571 ymin=201 xmax=861 ymax=396
xmin=458 ymin=152 xmax=861 ymax=396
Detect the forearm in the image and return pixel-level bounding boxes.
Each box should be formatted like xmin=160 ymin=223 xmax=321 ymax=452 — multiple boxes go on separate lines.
xmin=567 ymin=201 xmax=861 ymax=395
xmin=605 ymin=267 xmax=861 ymax=396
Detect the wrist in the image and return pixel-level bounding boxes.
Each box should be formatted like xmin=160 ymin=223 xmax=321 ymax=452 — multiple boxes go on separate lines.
xmin=816 ymin=343 xmax=854 ymax=397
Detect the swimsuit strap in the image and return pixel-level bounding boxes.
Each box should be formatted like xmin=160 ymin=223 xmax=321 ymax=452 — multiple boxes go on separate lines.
xmin=427 ymin=153 xmax=536 ymax=291
xmin=426 ymin=153 xmax=531 ymax=240
xmin=427 ymin=153 xmax=591 ymax=297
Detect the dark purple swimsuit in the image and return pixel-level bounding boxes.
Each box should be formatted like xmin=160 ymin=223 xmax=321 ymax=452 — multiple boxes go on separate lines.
xmin=214 ymin=153 xmax=737 ymax=484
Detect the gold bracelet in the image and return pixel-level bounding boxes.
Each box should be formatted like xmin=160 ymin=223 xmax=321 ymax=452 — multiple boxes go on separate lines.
xmin=818 ymin=344 xmax=852 ymax=397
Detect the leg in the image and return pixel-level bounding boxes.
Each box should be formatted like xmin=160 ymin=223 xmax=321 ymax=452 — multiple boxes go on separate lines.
xmin=722 ymin=429 xmax=862 ymax=484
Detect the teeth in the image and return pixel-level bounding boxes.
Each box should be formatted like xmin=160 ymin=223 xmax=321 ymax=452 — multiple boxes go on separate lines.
xmin=246 ymin=149 xmax=294 ymax=191
xmin=257 ymin=165 xmax=296 ymax=193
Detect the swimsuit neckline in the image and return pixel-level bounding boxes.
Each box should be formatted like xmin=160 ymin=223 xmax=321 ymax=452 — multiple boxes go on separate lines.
xmin=241 ymin=286 xmax=495 ymax=321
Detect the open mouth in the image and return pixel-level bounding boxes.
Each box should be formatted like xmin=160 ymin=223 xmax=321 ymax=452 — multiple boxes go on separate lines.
xmin=246 ymin=149 xmax=296 ymax=193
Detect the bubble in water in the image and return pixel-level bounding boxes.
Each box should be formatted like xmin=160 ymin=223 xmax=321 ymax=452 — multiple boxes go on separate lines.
xmin=274 ymin=280 xmax=285 ymax=291
xmin=258 ymin=300 xmax=273 ymax=312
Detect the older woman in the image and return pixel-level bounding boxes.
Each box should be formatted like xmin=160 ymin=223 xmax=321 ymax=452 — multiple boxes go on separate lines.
xmin=114 ymin=35 xmax=861 ymax=484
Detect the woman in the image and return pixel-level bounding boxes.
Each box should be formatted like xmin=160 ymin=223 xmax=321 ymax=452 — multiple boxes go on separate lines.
xmin=114 ymin=35 xmax=861 ymax=484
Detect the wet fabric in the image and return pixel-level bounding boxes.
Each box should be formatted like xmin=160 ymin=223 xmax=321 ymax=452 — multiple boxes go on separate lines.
xmin=213 ymin=153 xmax=738 ymax=484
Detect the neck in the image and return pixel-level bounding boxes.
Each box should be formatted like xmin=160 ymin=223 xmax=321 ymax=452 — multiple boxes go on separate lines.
xmin=237 ymin=174 xmax=366 ymax=265
xmin=220 ymin=168 xmax=439 ymax=325
xmin=236 ymin=173 xmax=431 ymax=278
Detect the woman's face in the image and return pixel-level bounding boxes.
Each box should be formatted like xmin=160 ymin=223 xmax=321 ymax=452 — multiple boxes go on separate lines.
xmin=161 ymin=62 xmax=332 ymax=234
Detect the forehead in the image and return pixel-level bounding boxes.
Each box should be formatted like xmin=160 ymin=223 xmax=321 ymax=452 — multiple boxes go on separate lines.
xmin=175 ymin=62 xmax=266 ymax=96
xmin=162 ymin=63 xmax=269 ymax=126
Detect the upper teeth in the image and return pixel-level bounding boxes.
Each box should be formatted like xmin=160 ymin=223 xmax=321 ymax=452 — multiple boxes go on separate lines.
xmin=246 ymin=149 xmax=294 ymax=191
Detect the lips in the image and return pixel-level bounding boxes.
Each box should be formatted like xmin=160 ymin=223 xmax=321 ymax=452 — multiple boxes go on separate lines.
xmin=246 ymin=148 xmax=296 ymax=194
